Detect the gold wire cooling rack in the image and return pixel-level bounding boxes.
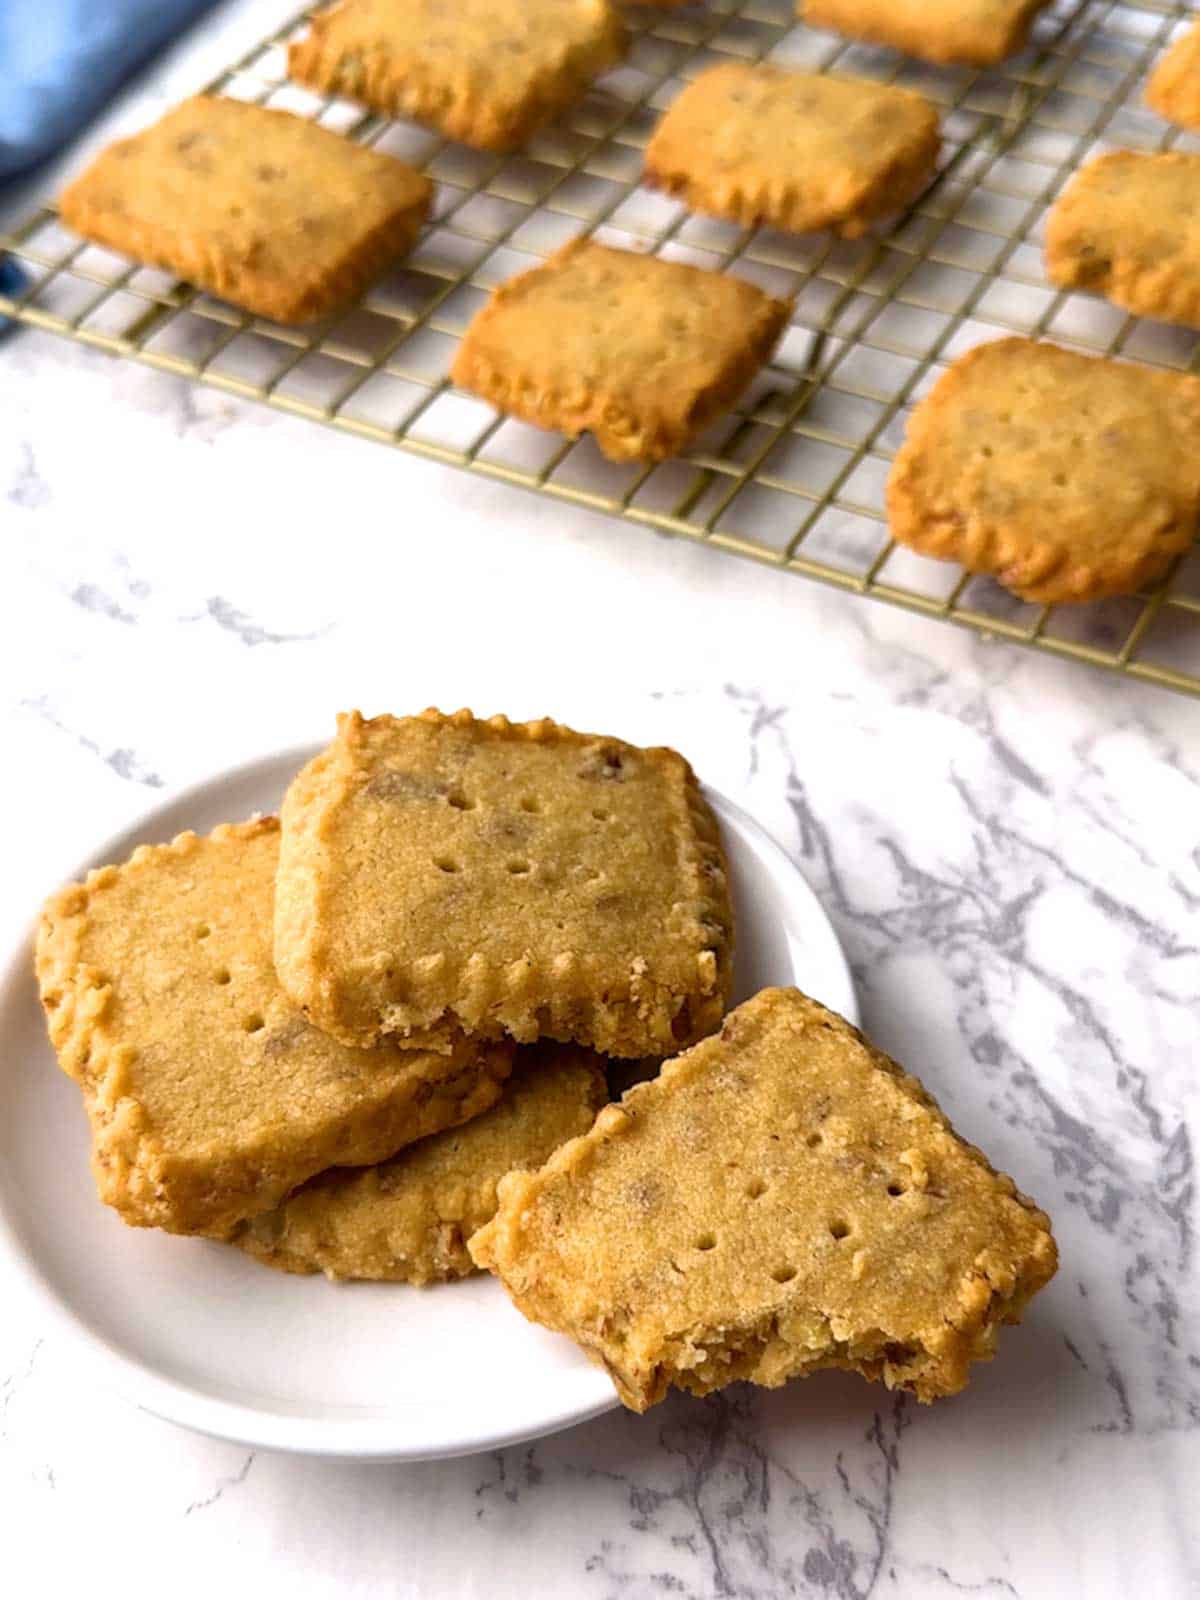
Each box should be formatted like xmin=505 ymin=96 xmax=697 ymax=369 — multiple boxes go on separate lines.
xmin=4 ymin=0 xmax=1200 ymax=696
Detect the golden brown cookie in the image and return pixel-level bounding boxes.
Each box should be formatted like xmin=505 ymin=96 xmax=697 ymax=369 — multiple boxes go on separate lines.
xmin=287 ymin=0 xmax=627 ymax=153
xmin=232 ymin=1045 xmax=608 ymax=1282
xmin=1145 ymin=20 xmax=1200 ymax=131
xmin=58 ymin=96 xmax=431 ymax=324
xmin=886 ymin=338 xmax=1200 ymax=604
xmin=470 ymin=987 xmax=1057 ymax=1413
xmin=643 ymin=64 xmax=940 ymax=239
xmin=35 ymin=819 xmax=513 ymax=1237
xmin=274 ymin=709 xmax=734 ymax=1057
xmin=801 ymin=0 xmax=1050 ymax=66
xmin=1045 ymin=150 xmax=1200 ymax=330
xmin=450 ymin=239 xmax=792 ymax=462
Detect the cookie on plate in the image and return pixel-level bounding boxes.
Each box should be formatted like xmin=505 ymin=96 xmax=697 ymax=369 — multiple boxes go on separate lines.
xmin=450 ymin=239 xmax=792 ymax=462
xmin=274 ymin=709 xmax=734 ymax=1057
xmin=232 ymin=1044 xmax=608 ymax=1282
xmin=58 ymin=96 xmax=432 ymax=324
xmin=471 ymin=987 xmax=1057 ymax=1412
xmin=886 ymin=337 xmax=1200 ymax=604
xmin=1145 ymin=20 xmax=1200 ymax=131
xmin=644 ymin=64 xmax=940 ymax=239
xmin=288 ymin=0 xmax=627 ymax=152
xmin=801 ymin=0 xmax=1050 ymax=66
xmin=1046 ymin=150 xmax=1200 ymax=329
xmin=35 ymin=819 xmax=513 ymax=1237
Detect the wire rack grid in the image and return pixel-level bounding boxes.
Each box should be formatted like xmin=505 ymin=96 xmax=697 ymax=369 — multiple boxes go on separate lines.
xmin=4 ymin=0 xmax=1200 ymax=696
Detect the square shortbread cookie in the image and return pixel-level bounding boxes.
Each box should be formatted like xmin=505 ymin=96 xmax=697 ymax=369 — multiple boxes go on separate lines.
xmin=35 ymin=818 xmax=513 ymax=1237
xmin=288 ymin=0 xmax=627 ymax=152
xmin=1146 ymin=21 xmax=1200 ymax=131
xmin=886 ymin=337 xmax=1200 ymax=604
xmin=644 ymin=64 xmax=940 ymax=239
xmin=58 ymin=96 xmax=432 ymax=324
xmin=231 ymin=1044 xmax=608 ymax=1282
xmin=450 ymin=239 xmax=792 ymax=462
xmin=802 ymin=0 xmax=1051 ymax=67
xmin=470 ymin=987 xmax=1057 ymax=1412
xmin=1045 ymin=150 xmax=1200 ymax=330
xmin=274 ymin=709 xmax=734 ymax=1057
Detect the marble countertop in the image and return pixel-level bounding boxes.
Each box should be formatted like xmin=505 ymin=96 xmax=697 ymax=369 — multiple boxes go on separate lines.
xmin=2 ymin=4 xmax=1197 ymax=1596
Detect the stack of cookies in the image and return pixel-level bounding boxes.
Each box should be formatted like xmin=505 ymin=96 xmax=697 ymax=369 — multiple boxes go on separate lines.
xmin=37 ymin=707 xmax=1056 ymax=1413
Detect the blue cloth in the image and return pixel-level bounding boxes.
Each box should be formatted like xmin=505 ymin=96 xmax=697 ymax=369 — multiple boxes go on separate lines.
xmin=0 ymin=0 xmax=222 ymax=182
xmin=0 ymin=254 xmax=28 ymax=332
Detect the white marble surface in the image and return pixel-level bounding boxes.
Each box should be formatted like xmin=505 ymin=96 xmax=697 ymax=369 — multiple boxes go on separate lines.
xmin=2 ymin=3 xmax=1199 ymax=1596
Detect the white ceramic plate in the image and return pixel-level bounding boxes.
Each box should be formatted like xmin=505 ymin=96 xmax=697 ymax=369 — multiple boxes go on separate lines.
xmin=0 ymin=746 xmax=858 ymax=1462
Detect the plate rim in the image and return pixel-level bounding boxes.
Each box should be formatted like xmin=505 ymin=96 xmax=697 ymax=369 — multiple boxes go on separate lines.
xmin=0 ymin=742 xmax=858 ymax=1461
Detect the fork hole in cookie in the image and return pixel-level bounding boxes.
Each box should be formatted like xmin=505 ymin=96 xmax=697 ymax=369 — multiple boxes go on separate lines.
xmin=243 ymin=1013 xmax=265 ymax=1034
xmin=829 ymin=1219 xmax=851 ymax=1241
xmin=519 ymin=796 xmax=542 ymax=814
xmin=195 ymin=923 xmax=211 ymax=940
xmin=806 ymin=1131 xmax=823 ymax=1149
xmin=214 ymin=969 xmax=231 ymax=986
xmin=1052 ymin=472 xmax=1067 ymax=488
xmin=434 ymin=857 xmax=461 ymax=873
xmin=887 ymin=1181 xmax=906 ymax=1197
xmin=591 ymin=807 xmax=610 ymax=822
xmin=446 ymin=791 xmax=475 ymax=811
xmin=771 ymin=1265 xmax=796 ymax=1285
xmin=694 ymin=1233 xmax=717 ymax=1252
xmin=746 ymin=1178 xmax=767 ymax=1200
xmin=507 ymin=860 xmax=531 ymax=876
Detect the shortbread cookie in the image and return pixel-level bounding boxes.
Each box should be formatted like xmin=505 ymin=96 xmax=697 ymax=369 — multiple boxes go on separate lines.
xmin=644 ymin=64 xmax=940 ymax=239
xmin=886 ymin=338 xmax=1200 ymax=604
xmin=58 ymin=96 xmax=431 ymax=324
xmin=1046 ymin=150 xmax=1200 ymax=329
xmin=275 ymin=709 xmax=734 ymax=1056
xmin=450 ymin=239 xmax=792 ymax=461
xmin=232 ymin=1045 xmax=607 ymax=1282
xmin=470 ymin=987 xmax=1057 ymax=1412
xmin=36 ymin=819 xmax=512 ymax=1237
xmin=288 ymin=0 xmax=627 ymax=153
xmin=1146 ymin=21 xmax=1200 ymax=131
xmin=802 ymin=0 xmax=1050 ymax=66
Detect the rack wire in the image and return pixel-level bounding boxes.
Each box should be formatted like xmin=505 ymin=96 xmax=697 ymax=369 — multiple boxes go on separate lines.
xmin=4 ymin=0 xmax=1200 ymax=695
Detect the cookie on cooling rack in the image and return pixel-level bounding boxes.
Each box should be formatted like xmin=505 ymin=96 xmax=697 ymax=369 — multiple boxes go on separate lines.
xmin=1046 ymin=150 xmax=1200 ymax=330
xmin=801 ymin=0 xmax=1051 ymax=66
xmin=886 ymin=337 xmax=1200 ymax=605
xmin=35 ymin=819 xmax=513 ymax=1237
xmin=287 ymin=0 xmax=627 ymax=152
xmin=644 ymin=63 xmax=940 ymax=239
xmin=231 ymin=1045 xmax=608 ymax=1283
xmin=58 ymin=96 xmax=431 ymax=324
xmin=450 ymin=239 xmax=792 ymax=462
xmin=470 ymin=987 xmax=1058 ymax=1412
xmin=1146 ymin=20 xmax=1200 ymax=130
xmin=274 ymin=708 xmax=734 ymax=1058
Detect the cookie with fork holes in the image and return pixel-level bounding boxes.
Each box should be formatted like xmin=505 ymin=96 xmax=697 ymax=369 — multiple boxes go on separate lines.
xmin=801 ymin=0 xmax=1051 ymax=66
xmin=450 ymin=239 xmax=792 ymax=462
xmin=1146 ymin=19 xmax=1200 ymax=131
xmin=1046 ymin=150 xmax=1200 ymax=330
xmin=35 ymin=818 xmax=513 ymax=1237
xmin=644 ymin=63 xmax=940 ymax=239
xmin=274 ymin=709 xmax=734 ymax=1057
xmin=470 ymin=987 xmax=1058 ymax=1412
xmin=886 ymin=337 xmax=1200 ymax=604
xmin=231 ymin=1044 xmax=608 ymax=1282
xmin=58 ymin=96 xmax=431 ymax=324
xmin=287 ymin=0 xmax=627 ymax=153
